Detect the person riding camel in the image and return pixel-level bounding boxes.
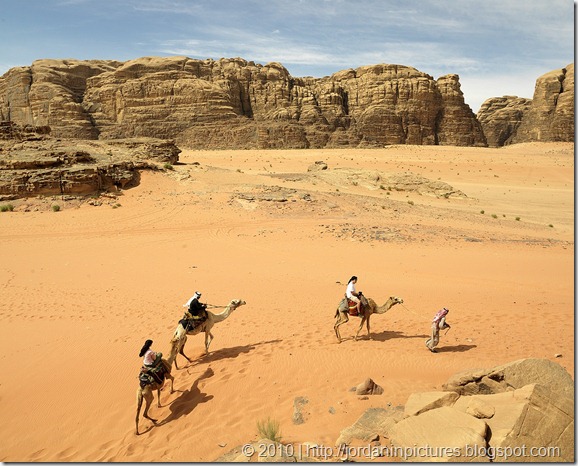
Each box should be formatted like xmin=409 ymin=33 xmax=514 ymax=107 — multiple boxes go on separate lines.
xmin=182 ymin=291 xmax=208 ymax=330
xmin=138 ymin=339 xmax=165 ymax=387
xmin=346 ymin=276 xmax=362 ymax=316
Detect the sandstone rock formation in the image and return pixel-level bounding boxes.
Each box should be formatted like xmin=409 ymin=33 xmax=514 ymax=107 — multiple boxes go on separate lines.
xmin=476 ymin=96 xmax=532 ymax=147
xmin=0 ymin=57 xmax=486 ymax=149
xmin=442 ymin=358 xmax=574 ymax=398
xmin=477 ymin=63 xmax=574 ymax=146
xmin=0 ymin=122 xmax=180 ymax=199
xmin=336 ymin=358 xmax=573 ymax=462
xmin=335 ymin=406 xmax=404 ymax=447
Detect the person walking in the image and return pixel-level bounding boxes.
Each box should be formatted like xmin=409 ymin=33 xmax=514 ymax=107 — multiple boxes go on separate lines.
xmin=425 ymin=308 xmax=451 ymax=352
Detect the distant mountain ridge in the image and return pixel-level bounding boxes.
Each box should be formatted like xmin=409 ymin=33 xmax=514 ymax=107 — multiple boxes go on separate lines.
xmin=0 ymin=57 xmax=573 ymax=148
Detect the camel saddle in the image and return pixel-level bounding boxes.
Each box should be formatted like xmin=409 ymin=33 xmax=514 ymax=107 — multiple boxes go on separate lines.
xmin=347 ymin=298 xmax=362 ymax=317
xmin=179 ymin=313 xmax=207 ymax=332
xmin=139 ymin=356 xmax=166 ymax=388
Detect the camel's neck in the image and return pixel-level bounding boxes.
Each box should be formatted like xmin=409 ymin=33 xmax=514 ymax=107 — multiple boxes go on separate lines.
xmin=166 ymin=348 xmax=177 ymax=366
xmin=374 ymin=298 xmax=398 ymax=314
xmin=211 ymin=303 xmax=238 ymax=323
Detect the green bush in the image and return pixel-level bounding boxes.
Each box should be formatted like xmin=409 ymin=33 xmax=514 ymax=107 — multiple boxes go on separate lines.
xmin=52 ymin=204 xmax=61 ymax=212
xmin=0 ymin=204 xmax=14 ymax=212
xmin=256 ymin=418 xmax=282 ymax=443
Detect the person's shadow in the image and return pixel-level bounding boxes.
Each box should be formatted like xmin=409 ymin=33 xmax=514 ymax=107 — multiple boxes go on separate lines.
xmin=437 ymin=344 xmax=477 ymax=353
xmin=156 ymin=367 xmax=215 ymax=427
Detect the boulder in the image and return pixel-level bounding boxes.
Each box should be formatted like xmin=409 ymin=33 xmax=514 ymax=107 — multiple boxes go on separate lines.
xmin=356 ymin=378 xmax=384 ymax=395
xmin=404 ymin=391 xmax=460 ymax=417
xmin=335 ymin=406 xmax=404 ymax=447
xmin=389 ymin=406 xmax=488 ymax=461
xmin=464 ymin=398 xmax=495 ymax=419
xmin=452 ymin=384 xmax=573 ymax=462
xmin=442 ymin=358 xmax=573 ymax=398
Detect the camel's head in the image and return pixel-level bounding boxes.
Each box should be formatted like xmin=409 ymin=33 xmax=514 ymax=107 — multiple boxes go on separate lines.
xmin=391 ymin=296 xmax=404 ymax=305
xmin=230 ymin=299 xmax=247 ymax=309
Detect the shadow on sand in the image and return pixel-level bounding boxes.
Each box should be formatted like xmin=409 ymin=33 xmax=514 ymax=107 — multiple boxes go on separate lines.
xmin=338 ymin=330 xmax=429 ymax=342
xmin=181 ymin=339 xmax=283 ymax=367
xmin=436 ymin=344 xmax=477 ymax=353
xmin=156 ymin=367 xmax=215 ymax=428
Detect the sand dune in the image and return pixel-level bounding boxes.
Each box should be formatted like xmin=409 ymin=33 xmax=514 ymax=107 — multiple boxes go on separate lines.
xmin=0 ymin=142 xmax=573 ymax=461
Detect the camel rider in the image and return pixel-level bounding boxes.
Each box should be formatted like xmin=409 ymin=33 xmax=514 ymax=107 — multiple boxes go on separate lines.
xmin=138 ymin=339 xmax=164 ymax=384
xmin=182 ymin=291 xmax=208 ymax=328
xmin=346 ymin=276 xmax=362 ymax=315
xmin=425 ymin=308 xmax=451 ymax=353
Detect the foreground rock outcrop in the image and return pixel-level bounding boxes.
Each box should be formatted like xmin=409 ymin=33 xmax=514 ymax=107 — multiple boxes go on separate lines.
xmin=215 ymin=359 xmax=573 ymax=462
xmin=477 ymin=64 xmax=574 ymax=146
xmin=336 ymin=358 xmax=573 ymax=462
xmin=0 ymin=56 xmax=486 ymax=149
xmin=0 ymin=122 xmax=180 ymax=199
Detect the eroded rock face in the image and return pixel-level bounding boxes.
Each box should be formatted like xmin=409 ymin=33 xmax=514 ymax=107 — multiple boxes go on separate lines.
xmin=1 ymin=57 xmax=486 ymax=148
xmin=476 ymin=96 xmax=532 ymax=147
xmin=0 ymin=124 xmax=180 ymax=199
xmin=478 ymin=64 xmax=574 ymax=145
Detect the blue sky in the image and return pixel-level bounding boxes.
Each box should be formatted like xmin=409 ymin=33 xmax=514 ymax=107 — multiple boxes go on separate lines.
xmin=0 ymin=0 xmax=574 ymax=112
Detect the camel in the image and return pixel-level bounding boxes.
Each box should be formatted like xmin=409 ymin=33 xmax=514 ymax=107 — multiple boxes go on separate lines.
xmin=169 ymin=298 xmax=246 ymax=368
xmin=135 ymin=353 xmax=175 ymax=435
xmin=334 ymin=295 xmax=403 ymax=342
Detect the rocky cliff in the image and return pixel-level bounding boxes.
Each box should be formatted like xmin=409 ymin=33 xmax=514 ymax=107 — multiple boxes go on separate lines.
xmin=477 ymin=63 xmax=574 ymax=147
xmin=0 ymin=56 xmax=487 ymax=149
xmin=0 ymin=122 xmax=180 ymax=199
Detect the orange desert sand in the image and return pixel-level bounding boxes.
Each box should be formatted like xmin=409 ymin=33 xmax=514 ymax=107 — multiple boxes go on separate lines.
xmin=0 ymin=142 xmax=573 ymax=462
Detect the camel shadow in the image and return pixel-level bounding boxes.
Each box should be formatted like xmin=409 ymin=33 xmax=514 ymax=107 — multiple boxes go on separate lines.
xmin=369 ymin=330 xmax=430 ymax=342
xmin=337 ymin=330 xmax=428 ymax=342
xmin=187 ymin=339 xmax=283 ymax=366
xmin=437 ymin=344 xmax=477 ymax=353
xmin=156 ymin=367 xmax=214 ymax=427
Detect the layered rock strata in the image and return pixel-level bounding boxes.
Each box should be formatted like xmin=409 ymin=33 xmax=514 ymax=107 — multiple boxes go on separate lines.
xmin=1 ymin=57 xmax=486 ymax=149
xmin=0 ymin=123 xmax=180 ymax=199
xmin=477 ymin=63 xmax=574 ymax=146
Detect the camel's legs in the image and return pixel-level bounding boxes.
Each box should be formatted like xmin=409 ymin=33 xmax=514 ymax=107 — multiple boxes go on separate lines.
xmin=355 ymin=315 xmax=366 ymax=340
xmin=167 ymin=373 xmax=175 ymax=394
xmin=135 ymin=388 xmax=143 ymax=435
xmin=205 ymin=331 xmax=214 ymax=353
xmin=334 ymin=311 xmax=349 ymax=342
xmin=142 ymin=390 xmax=156 ymax=422
xmin=178 ymin=336 xmax=192 ymax=367
xmin=366 ymin=315 xmax=371 ymax=337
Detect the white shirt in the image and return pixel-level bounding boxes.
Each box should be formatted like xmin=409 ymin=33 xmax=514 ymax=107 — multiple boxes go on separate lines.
xmin=346 ymin=281 xmax=356 ymax=298
xmin=143 ymin=349 xmax=157 ymax=366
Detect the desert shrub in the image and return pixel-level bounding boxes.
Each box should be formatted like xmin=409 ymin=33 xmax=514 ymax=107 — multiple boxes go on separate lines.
xmin=491 ymin=214 xmax=497 ymax=219
xmin=515 ymin=217 xmax=520 ymax=221
xmin=163 ymin=163 xmax=174 ymax=170
xmin=0 ymin=204 xmax=14 ymax=212
xmin=52 ymin=204 xmax=61 ymax=212
xmin=480 ymin=210 xmax=485 ymax=214
xmin=256 ymin=418 xmax=282 ymax=443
